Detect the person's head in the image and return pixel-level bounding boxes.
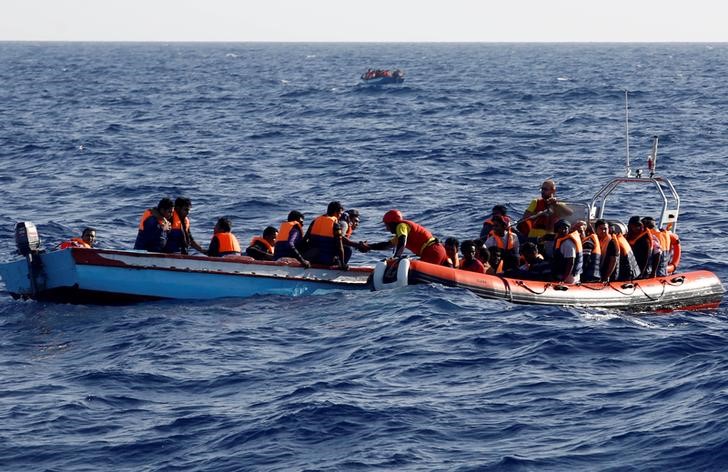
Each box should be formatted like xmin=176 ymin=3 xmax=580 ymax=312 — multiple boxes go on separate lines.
xmin=595 ymin=219 xmax=610 ymax=238
xmin=444 ymin=237 xmax=459 ymax=257
xmin=628 ymin=216 xmax=643 ymax=233
xmin=540 ymin=179 xmax=556 ymax=199
xmin=492 ymin=215 xmax=508 ymax=235
xmin=326 ymin=201 xmax=345 ymax=218
xmin=476 ymin=243 xmax=491 ymax=264
xmin=641 ymin=216 xmax=656 ymax=230
xmin=554 ymin=218 xmax=570 ymax=236
xmin=345 ymin=209 xmax=360 ymax=230
xmin=81 ymin=227 xmax=96 ymax=246
xmin=157 ymin=197 xmax=174 ymax=220
xmin=263 ymin=226 xmax=278 ymax=244
xmin=492 ymin=204 xmax=507 ymax=217
xmin=520 ymin=242 xmax=539 ymax=262
xmin=461 ymin=240 xmax=477 ymax=260
xmin=572 ymin=220 xmax=587 ymax=236
xmin=214 ymin=217 xmax=232 ymax=234
xmin=382 ymin=209 xmax=403 ymax=232
xmin=174 ymin=197 xmax=192 ymax=218
xmin=288 ymin=210 xmax=305 ymax=225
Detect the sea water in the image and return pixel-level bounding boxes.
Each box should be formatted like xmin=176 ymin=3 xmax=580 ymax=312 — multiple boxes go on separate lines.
xmin=0 ymin=42 xmax=727 ymax=471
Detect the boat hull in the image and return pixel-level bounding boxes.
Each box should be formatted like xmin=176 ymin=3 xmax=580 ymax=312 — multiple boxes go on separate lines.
xmin=0 ymin=248 xmax=373 ymax=304
xmin=360 ymin=76 xmax=404 ymax=85
xmin=383 ymin=260 xmax=724 ymax=311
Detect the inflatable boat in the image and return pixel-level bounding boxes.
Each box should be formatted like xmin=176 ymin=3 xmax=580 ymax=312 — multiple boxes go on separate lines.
xmin=360 ymin=68 xmax=405 ymax=85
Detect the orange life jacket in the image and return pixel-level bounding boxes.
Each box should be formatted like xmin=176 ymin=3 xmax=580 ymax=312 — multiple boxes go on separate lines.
xmin=171 ymin=211 xmax=190 ymax=232
xmin=214 ymin=232 xmax=241 ymax=256
xmin=553 ymin=230 xmax=583 ymax=278
xmin=581 ymin=233 xmax=601 ymax=281
xmin=614 ymin=233 xmax=640 ymax=280
xmin=310 ymin=215 xmax=338 ymax=238
xmin=60 ymin=237 xmax=91 ymax=249
xmin=249 ymin=236 xmax=274 ymax=255
xmin=401 ymin=220 xmax=436 ymax=256
xmin=138 ymin=208 xmax=166 ymax=230
xmin=277 ymin=220 xmax=303 ymax=242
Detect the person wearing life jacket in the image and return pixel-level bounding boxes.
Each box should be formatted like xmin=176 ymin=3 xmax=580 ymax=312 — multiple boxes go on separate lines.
xmin=303 ymin=201 xmax=348 ymax=269
xmin=512 ymin=241 xmax=551 ymax=280
xmin=485 ymin=215 xmax=520 ymax=274
xmin=519 ymin=179 xmax=573 ymax=242
xmin=611 ymin=222 xmax=641 ymax=281
xmin=641 ymin=216 xmax=671 ymax=277
xmin=551 ymin=219 xmax=583 ymax=284
xmin=459 ymin=240 xmax=485 ymax=273
xmin=273 ymin=210 xmax=311 ymax=268
xmin=207 ymin=217 xmax=241 ymax=257
xmin=164 ymin=197 xmax=206 ymax=255
xmin=444 ymin=237 xmax=460 ymax=268
xmin=594 ymin=219 xmax=619 ymax=282
xmin=246 ymin=226 xmax=277 ymax=261
xmin=368 ymin=209 xmax=449 ymax=266
xmin=626 ymin=216 xmax=653 ymax=278
xmin=573 ymin=220 xmax=601 ymax=283
xmin=338 ymin=209 xmax=370 ymax=257
xmin=134 ymin=198 xmax=174 ymax=252
xmin=60 ymin=227 xmax=96 ymax=249
xmin=479 ymin=204 xmax=510 ymax=241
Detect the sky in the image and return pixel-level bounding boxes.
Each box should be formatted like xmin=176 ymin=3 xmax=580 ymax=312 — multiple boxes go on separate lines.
xmin=2 ymin=0 xmax=726 ymax=42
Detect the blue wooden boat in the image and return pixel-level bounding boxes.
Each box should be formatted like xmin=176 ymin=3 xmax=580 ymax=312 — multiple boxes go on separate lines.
xmin=0 ymin=228 xmax=373 ymax=303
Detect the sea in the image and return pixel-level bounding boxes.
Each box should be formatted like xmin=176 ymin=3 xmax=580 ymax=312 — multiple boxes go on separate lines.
xmin=0 ymin=42 xmax=727 ymax=471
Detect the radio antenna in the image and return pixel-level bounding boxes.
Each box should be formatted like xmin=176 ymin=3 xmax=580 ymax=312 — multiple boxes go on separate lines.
xmin=624 ymin=90 xmax=632 ymax=177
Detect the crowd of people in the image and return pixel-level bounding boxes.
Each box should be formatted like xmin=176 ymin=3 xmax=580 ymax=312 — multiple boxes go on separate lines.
xmin=58 ymin=179 xmax=679 ymax=284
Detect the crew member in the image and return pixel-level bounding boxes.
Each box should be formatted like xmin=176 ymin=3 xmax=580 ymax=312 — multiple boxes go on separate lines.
xmin=60 ymin=227 xmax=96 ymax=249
xmin=367 ymin=209 xmax=449 ymax=266
xmin=519 ymin=179 xmax=572 ymax=242
xmin=134 ymin=198 xmax=174 ymax=252
xmin=207 ymin=217 xmax=241 ymax=257
xmin=246 ymin=226 xmax=277 ymax=261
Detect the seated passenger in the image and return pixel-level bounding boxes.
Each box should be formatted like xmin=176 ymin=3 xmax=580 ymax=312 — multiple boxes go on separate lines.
xmin=459 ymin=240 xmax=485 ymax=274
xmin=611 ymin=222 xmax=640 ymax=281
xmin=60 ymin=227 xmax=96 ymax=249
xmin=551 ymin=219 xmax=583 ymax=284
xmin=207 ymin=217 xmax=241 ymax=257
xmin=626 ymin=216 xmax=653 ymax=278
xmin=274 ymin=211 xmax=310 ymax=268
xmin=339 ymin=209 xmax=369 ymax=261
xmin=574 ymin=221 xmax=601 ymax=283
xmin=166 ymin=197 xmax=206 ymax=255
xmin=134 ymin=198 xmax=174 ymax=253
xmin=479 ymin=204 xmax=510 ymax=241
xmin=513 ymin=242 xmax=551 ymax=280
xmin=367 ymin=209 xmax=449 ymax=266
xmin=641 ymin=216 xmax=667 ymax=277
xmin=246 ymin=226 xmax=277 ymax=261
xmin=444 ymin=237 xmax=460 ymax=268
xmin=594 ymin=219 xmax=619 ymax=282
xmin=485 ymin=215 xmax=520 ymax=274
xmin=303 ymin=201 xmax=347 ymax=269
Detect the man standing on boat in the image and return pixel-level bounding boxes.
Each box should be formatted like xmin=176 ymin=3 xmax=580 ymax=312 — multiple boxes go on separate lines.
xmin=368 ymin=209 xmax=449 ymax=266
xmin=134 ymin=198 xmax=174 ymax=253
xmin=519 ymin=179 xmax=572 ymax=242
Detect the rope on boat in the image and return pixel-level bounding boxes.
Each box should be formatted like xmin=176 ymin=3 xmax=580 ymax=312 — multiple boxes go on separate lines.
xmin=666 ymin=275 xmax=686 ymax=286
xmin=577 ymin=281 xmax=610 ymax=291
xmin=610 ymin=282 xmax=638 ymax=296
xmin=514 ymin=279 xmax=551 ymax=295
xmin=633 ymin=280 xmax=668 ymax=301
xmin=501 ymin=277 xmax=514 ymax=302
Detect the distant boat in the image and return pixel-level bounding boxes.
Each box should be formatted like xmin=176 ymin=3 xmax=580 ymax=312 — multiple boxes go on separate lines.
xmin=360 ymin=68 xmax=404 ymax=85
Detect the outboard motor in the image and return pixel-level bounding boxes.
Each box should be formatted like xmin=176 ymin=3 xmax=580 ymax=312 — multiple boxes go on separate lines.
xmin=15 ymin=221 xmax=42 ymax=256
xmin=14 ymin=222 xmax=43 ymax=297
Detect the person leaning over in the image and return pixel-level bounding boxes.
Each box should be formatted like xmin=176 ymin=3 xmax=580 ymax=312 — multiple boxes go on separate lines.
xmin=60 ymin=227 xmax=96 ymax=249
xmin=246 ymin=226 xmax=278 ymax=261
xmin=166 ymin=197 xmax=206 ymax=255
xmin=207 ymin=217 xmax=241 ymax=257
xmin=338 ymin=209 xmax=369 ymax=261
xmin=134 ymin=197 xmax=174 ymax=252
xmin=367 ymin=209 xmax=449 ymax=266
xmin=274 ymin=210 xmax=310 ymax=269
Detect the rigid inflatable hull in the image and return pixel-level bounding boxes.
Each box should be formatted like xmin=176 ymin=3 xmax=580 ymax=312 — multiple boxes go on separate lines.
xmin=408 ymin=260 xmax=724 ymax=311
xmin=0 ymin=248 xmax=373 ymax=304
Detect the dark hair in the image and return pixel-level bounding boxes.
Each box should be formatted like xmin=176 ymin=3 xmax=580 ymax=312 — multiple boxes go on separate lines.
xmin=628 ymin=215 xmax=642 ymax=226
xmin=492 ymin=204 xmax=507 ymax=215
xmin=477 ymin=243 xmax=490 ymax=262
xmin=263 ymin=226 xmax=277 ymax=238
xmin=327 ymin=201 xmax=344 ymax=216
xmin=492 ymin=215 xmax=508 ymax=227
xmin=346 ymin=209 xmax=360 ymax=219
xmin=288 ymin=210 xmax=304 ymax=222
xmin=82 ymin=227 xmax=96 ymax=237
xmin=216 ymin=217 xmax=232 ymax=232
xmin=595 ymin=219 xmax=608 ymax=228
xmin=444 ymin=237 xmax=459 ymax=248
xmin=157 ymin=198 xmax=174 ymax=210
xmin=460 ymin=239 xmax=476 ymax=254
xmin=174 ymin=197 xmax=192 ymax=208
xmin=520 ymin=242 xmax=538 ymax=255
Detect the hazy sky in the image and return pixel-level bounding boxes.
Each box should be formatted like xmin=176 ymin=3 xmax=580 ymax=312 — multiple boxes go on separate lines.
xmin=2 ymin=0 xmax=725 ymax=42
